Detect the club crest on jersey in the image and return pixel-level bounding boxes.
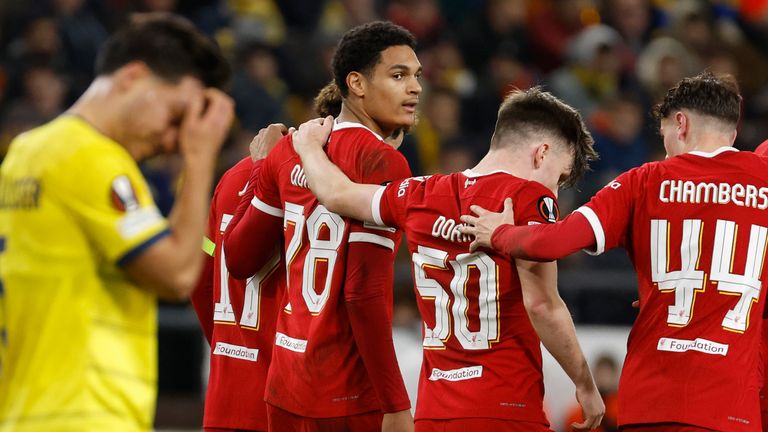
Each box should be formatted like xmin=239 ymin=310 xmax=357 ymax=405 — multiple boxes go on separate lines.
xmin=110 ymin=175 xmax=139 ymax=212
xmin=537 ymin=196 xmax=559 ymax=223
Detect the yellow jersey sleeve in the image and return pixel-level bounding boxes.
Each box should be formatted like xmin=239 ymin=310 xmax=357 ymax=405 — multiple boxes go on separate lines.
xmin=53 ymin=138 xmax=169 ymax=266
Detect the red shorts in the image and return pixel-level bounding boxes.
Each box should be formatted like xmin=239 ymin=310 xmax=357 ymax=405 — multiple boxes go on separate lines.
xmin=619 ymin=424 xmax=716 ymax=432
xmin=266 ymin=404 xmax=383 ymax=432
xmin=415 ymin=418 xmax=552 ymax=432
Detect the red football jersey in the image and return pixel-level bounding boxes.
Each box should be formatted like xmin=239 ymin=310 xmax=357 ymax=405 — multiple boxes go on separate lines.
xmin=192 ymin=157 xmax=284 ymax=431
xmin=252 ymin=122 xmax=412 ymax=417
xmin=577 ymin=147 xmax=768 ymax=431
xmin=372 ymin=169 xmax=559 ymax=424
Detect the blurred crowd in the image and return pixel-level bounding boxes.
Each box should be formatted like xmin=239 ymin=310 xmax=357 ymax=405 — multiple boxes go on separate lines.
xmin=2 ymin=0 xmax=768 ymax=319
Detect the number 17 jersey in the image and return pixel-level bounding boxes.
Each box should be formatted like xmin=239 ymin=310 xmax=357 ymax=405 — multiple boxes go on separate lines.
xmin=372 ymin=170 xmax=560 ymax=424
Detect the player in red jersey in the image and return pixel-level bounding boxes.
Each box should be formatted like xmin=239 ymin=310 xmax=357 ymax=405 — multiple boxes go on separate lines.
xmin=460 ymin=73 xmax=767 ymax=432
xmin=190 ymin=123 xmax=289 ymax=432
xmin=223 ymin=21 xmax=418 ymax=432
xmin=290 ymin=87 xmax=605 ymax=432
xmin=753 ymin=139 xmax=768 ymax=432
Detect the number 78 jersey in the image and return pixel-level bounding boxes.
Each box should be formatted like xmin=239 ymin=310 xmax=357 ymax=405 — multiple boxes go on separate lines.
xmin=373 ymin=170 xmax=560 ymax=424
xmin=576 ymin=147 xmax=768 ymax=431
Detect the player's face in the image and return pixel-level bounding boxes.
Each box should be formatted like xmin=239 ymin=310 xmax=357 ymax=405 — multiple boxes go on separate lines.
xmin=362 ymin=45 xmax=422 ymax=136
xmin=121 ymin=75 xmax=205 ymax=160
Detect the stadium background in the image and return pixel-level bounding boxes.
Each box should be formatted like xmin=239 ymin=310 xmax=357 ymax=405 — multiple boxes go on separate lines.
xmin=1 ymin=0 xmax=767 ymax=430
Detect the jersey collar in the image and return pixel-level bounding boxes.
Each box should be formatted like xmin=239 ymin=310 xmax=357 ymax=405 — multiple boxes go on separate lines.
xmin=462 ymin=169 xmax=513 ymax=178
xmin=333 ymin=120 xmax=384 ymax=141
xmin=688 ymin=146 xmax=738 ymax=158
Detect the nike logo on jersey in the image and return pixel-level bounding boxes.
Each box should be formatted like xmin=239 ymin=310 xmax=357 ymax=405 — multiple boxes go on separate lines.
xmin=464 ymin=178 xmax=476 ymax=188
xmin=237 ymin=181 xmax=250 ymax=196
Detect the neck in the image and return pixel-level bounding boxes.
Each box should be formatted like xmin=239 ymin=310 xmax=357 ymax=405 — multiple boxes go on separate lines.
xmin=684 ymin=131 xmax=735 ymax=154
xmin=471 ymin=147 xmax=528 ymax=177
xmin=337 ymin=99 xmax=391 ymax=138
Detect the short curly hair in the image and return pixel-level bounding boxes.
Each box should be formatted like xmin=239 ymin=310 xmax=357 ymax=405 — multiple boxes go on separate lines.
xmin=652 ymin=71 xmax=741 ymax=127
xmin=332 ymin=21 xmax=416 ymax=97
xmin=493 ymin=87 xmax=597 ymax=188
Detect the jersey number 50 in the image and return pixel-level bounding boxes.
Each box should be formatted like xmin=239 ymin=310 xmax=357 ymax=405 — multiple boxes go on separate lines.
xmin=413 ymin=246 xmax=499 ymax=350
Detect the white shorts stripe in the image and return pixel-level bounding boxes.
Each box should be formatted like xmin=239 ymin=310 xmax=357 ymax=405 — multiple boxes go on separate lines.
xmin=251 ymin=196 xmax=284 ymax=218
xmin=371 ymin=186 xmax=387 ymax=226
xmin=348 ymin=232 xmax=395 ymax=250
xmin=574 ymin=206 xmax=605 ymax=256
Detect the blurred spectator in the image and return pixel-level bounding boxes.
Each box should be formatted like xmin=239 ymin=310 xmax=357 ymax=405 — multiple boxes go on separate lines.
xmin=546 ymin=24 xmax=623 ymax=117
xmin=1 ymin=65 xmax=68 ymax=155
xmin=527 ymin=0 xmax=595 ymax=73
xmin=420 ymin=37 xmax=476 ymax=97
xmin=231 ymin=42 xmax=288 ymax=132
xmin=458 ymin=0 xmax=529 ymax=74
xmin=53 ymin=0 xmax=109 ymax=95
xmin=586 ymin=95 xmax=648 ymax=194
xmin=386 ymin=0 xmax=443 ymax=46
xmin=636 ymin=36 xmax=700 ymax=100
xmin=413 ymin=87 xmax=480 ymax=173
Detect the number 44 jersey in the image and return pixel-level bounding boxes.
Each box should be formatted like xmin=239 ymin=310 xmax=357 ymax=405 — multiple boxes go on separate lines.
xmin=372 ymin=169 xmax=560 ymax=425
xmin=576 ymin=147 xmax=768 ymax=431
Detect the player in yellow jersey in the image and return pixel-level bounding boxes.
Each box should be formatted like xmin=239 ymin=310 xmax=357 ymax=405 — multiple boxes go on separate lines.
xmin=0 ymin=14 xmax=233 ymax=432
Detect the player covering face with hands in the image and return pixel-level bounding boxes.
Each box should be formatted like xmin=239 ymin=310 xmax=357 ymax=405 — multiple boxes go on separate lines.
xmin=290 ymin=87 xmax=604 ymax=432
xmin=459 ymin=72 xmax=767 ymax=432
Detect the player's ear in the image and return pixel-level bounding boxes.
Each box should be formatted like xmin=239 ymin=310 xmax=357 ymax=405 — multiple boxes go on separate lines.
xmin=113 ymin=61 xmax=151 ymax=92
xmin=533 ymin=143 xmax=549 ymax=169
xmin=674 ymin=112 xmax=688 ymax=140
xmin=347 ymin=72 xmax=365 ymax=98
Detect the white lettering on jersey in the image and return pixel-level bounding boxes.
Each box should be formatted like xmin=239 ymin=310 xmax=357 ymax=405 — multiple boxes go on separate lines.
xmin=659 ymin=180 xmax=768 ymax=209
xmin=464 ymin=178 xmax=476 ymax=188
xmin=657 ymin=337 xmax=728 ymax=356
xmin=213 ymin=342 xmax=259 ymax=362
xmin=275 ymin=332 xmax=307 ymax=353
xmin=290 ymin=164 xmax=308 ymax=189
xmin=428 ymin=365 xmax=483 ymax=382
xmin=431 ymin=215 xmax=471 ymax=243
xmin=397 ymin=178 xmax=410 ymax=197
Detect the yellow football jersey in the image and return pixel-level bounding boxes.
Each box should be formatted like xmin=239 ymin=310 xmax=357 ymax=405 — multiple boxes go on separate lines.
xmin=0 ymin=116 xmax=169 ymax=431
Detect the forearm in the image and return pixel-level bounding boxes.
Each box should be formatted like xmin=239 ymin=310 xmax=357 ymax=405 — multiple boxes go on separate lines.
xmin=345 ymin=242 xmax=411 ymax=412
xmin=492 ymin=213 xmax=595 ymax=261
xmin=518 ymin=260 xmax=594 ymax=391
xmin=528 ymin=297 xmax=594 ymax=390
xmin=124 ymin=158 xmax=215 ymax=300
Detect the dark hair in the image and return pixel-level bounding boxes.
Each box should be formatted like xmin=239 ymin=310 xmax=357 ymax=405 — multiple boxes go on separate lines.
xmin=652 ymin=71 xmax=741 ymax=126
xmin=314 ymin=81 xmax=342 ymax=117
xmin=95 ymin=13 xmax=230 ymax=89
xmin=331 ymin=21 xmax=416 ymax=97
xmin=492 ymin=87 xmax=596 ymax=188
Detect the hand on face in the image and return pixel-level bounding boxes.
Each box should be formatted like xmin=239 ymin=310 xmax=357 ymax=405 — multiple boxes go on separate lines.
xmin=250 ymin=123 xmax=292 ymax=161
xmin=178 ymin=88 xmax=234 ymax=164
xmin=458 ymin=198 xmax=516 ymax=252
xmin=291 ymin=115 xmax=334 ymax=157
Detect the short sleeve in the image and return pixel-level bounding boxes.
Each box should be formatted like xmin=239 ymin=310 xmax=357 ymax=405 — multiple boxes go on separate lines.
xmin=251 ymin=139 xmax=285 ymax=218
xmin=353 ymin=146 xmax=412 ymax=250
xmin=57 ymin=144 xmax=169 ymax=266
xmin=373 ymin=176 xmax=423 ymax=229
xmin=513 ymin=181 xmax=561 ymax=226
xmin=574 ymin=168 xmax=640 ymax=255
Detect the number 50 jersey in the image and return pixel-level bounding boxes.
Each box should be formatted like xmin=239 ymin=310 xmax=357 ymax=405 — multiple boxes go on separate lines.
xmin=576 ymin=147 xmax=768 ymax=431
xmin=372 ymin=170 xmax=560 ymax=425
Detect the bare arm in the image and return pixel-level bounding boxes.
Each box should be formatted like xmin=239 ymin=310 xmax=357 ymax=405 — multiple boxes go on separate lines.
xmin=291 ymin=116 xmax=380 ymax=223
xmin=123 ymin=89 xmax=234 ymax=301
xmin=516 ymin=259 xmax=604 ymax=430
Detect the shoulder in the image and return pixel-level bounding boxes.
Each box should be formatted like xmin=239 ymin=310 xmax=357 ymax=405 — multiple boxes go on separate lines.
xmin=216 ymin=157 xmax=253 ymax=194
